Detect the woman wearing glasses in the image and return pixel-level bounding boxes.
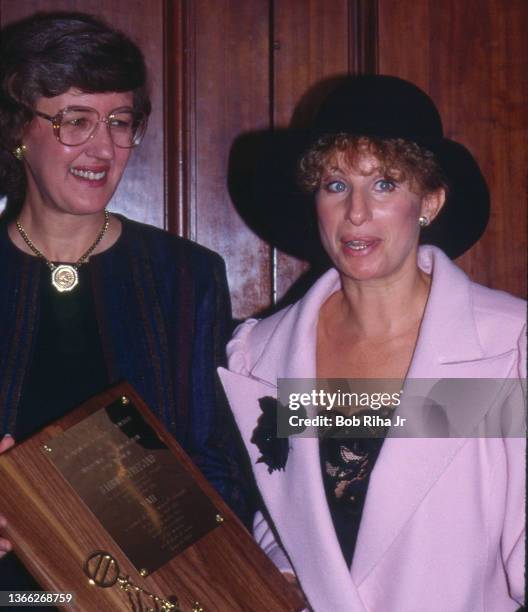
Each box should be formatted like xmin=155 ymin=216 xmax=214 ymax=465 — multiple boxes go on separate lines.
xmin=0 ymin=11 xmax=248 ymax=591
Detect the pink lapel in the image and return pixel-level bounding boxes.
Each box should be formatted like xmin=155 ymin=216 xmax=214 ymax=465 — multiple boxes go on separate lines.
xmin=220 ymin=270 xmax=369 ymax=611
xmin=218 ymin=369 xmax=369 ymax=611
xmin=350 ymin=247 xmax=521 ymax=585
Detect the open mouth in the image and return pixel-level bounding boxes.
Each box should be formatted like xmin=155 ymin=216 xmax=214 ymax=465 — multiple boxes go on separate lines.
xmin=342 ymin=237 xmax=380 ymax=255
xmin=69 ymin=168 xmax=107 ymax=181
xmin=345 ymin=240 xmax=370 ymax=251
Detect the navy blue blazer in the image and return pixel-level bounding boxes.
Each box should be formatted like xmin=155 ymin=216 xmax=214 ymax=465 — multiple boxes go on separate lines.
xmin=0 ymin=216 xmax=250 ymax=521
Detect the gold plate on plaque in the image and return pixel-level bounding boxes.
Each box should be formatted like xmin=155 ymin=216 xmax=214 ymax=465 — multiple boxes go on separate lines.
xmin=45 ymin=397 xmax=221 ymax=575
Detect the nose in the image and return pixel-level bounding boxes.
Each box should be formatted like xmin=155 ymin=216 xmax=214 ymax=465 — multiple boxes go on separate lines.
xmin=84 ymin=121 xmax=115 ymax=160
xmin=345 ymin=188 xmax=371 ymax=225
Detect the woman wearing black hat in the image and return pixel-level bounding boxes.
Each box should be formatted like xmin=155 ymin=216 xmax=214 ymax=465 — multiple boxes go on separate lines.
xmin=219 ymin=76 xmax=525 ymax=611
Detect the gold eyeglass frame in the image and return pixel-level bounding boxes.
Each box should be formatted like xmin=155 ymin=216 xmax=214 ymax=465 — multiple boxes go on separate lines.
xmin=33 ymin=105 xmax=148 ymax=148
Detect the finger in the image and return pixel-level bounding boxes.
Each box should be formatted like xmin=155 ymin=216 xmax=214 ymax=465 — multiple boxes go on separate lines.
xmin=0 ymin=434 xmax=15 ymax=454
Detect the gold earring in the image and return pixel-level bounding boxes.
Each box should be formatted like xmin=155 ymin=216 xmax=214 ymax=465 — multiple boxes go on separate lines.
xmin=13 ymin=144 xmax=27 ymax=161
xmin=418 ymin=215 xmax=429 ymax=227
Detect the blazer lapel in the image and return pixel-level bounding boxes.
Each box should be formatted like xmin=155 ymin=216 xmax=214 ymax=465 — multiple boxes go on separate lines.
xmin=250 ymin=269 xmax=341 ymax=381
xmin=219 ymin=270 xmax=369 ymax=611
xmin=219 ymin=368 xmax=368 ymax=611
xmin=351 ymin=247 xmax=521 ymax=585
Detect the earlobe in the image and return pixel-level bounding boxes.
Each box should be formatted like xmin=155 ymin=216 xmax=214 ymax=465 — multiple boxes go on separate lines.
xmin=421 ymin=188 xmax=446 ymax=224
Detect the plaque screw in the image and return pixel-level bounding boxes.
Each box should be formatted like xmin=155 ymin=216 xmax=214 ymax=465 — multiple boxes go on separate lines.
xmin=215 ymin=514 xmax=224 ymax=523
xmin=121 ymin=395 xmax=130 ymax=405
xmin=139 ymin=568 xmax=148 ymax=577
xmin=43 ymin=445 xmax=52 ymax=453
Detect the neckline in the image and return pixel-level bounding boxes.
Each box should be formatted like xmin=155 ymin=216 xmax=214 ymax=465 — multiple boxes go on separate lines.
xmin=1 ymin=213 xmax=127 ymax=264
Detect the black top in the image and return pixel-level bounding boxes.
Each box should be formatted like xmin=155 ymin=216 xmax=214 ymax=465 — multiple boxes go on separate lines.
xmin=320 ymin=435 xmax=384 ymax=567
xmin=2 ymin=262 xmax=108 ymax=606
xmin=15 ymin=264 xmax=109 ymax=440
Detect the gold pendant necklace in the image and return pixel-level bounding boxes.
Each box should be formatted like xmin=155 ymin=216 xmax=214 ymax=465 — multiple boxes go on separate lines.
xmin=15 ymin=211 xmax=110 ymax=293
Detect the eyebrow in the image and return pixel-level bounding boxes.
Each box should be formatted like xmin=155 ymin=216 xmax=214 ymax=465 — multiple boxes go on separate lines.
xmin=42 ymin=105 xmax=136 ymax=115
xmin=322 ymin=166 xmax=346 ymax=176
xmin=107 ymin=106 xmax=135 ymax=113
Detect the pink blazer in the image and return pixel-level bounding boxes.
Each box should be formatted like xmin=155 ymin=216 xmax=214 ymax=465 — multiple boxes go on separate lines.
xmin=219 ymin=246 xmax=526 ymax=612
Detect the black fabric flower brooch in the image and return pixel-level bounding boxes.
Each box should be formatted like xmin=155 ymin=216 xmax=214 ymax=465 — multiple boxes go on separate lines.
xmin=251 ymin=396 xmax=304 ymax=473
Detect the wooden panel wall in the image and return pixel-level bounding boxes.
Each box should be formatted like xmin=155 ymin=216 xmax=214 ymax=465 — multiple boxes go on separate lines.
xmin=184 ymin=0 xmax=272 ymax=316
xmin=180 ymin=0 xmax=526 ymax=314
xmin=2 ymin=1 xmax=525 ymax=317
xmin=377 ymin=0 xmax=527 ymax=298
xmin=271 ymin=0 xmax=349 ymax=302
xmin=182 ymin=0 xmax=362 ymax=316
xmin=177 ymin=0 xmax=349 ymax=316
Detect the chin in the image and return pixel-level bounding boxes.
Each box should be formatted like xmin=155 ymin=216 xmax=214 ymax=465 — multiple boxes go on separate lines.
xmin=70 ymin=193 xmax=114 ymax=213
xmin=333 ymin=254 xmax=384 ymax=281
xmin=67 ymin=185 xmax=117 ymax=212
xmin=340 ymin=268 xmax=384 ymax=283
xmin=63 ymin=202 xmax=110 ymax=216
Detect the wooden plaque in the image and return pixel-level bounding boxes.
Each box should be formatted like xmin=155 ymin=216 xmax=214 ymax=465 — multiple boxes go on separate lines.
xmin=0 ymin=382 xmax=304 ymax=612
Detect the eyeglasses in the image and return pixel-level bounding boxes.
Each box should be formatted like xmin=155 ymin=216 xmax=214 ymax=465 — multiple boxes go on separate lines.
xmin=34 ymin=106 xmax=148 ymax=148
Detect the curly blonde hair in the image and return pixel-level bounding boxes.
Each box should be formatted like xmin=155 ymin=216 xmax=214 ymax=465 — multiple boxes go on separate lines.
xmin=298 ymin=134 xmax=448 ymax=196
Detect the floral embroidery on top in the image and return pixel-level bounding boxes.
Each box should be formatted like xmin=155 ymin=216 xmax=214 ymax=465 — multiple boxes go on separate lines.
xmin=322 ymin=436 xmax=384 ymax=508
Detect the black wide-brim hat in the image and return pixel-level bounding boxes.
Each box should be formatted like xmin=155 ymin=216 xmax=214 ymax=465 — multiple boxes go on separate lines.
xmin=243 ymin=75 xmax=489 ymax=262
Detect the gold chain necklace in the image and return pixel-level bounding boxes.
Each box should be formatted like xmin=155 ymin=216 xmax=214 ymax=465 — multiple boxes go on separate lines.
xmin=15 ymin=210 xmax=110 ymax=293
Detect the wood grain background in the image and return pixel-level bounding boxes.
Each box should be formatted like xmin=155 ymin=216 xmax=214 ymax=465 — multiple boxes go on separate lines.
xmin=1 ymin=0 xmax=525 ymax=317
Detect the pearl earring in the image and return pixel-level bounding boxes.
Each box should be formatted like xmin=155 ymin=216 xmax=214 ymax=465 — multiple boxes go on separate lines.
xmin=418 ymin=215 xmax=429 ymax=227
